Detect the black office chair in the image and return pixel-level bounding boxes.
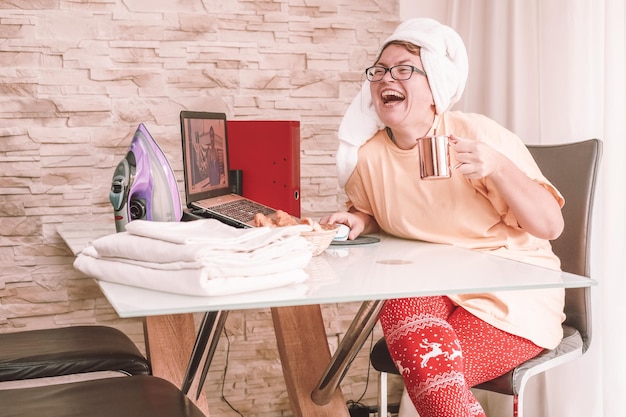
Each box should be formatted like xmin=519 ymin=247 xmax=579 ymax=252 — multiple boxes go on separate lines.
xmin=369 ymin=139 xmax=602 ymax=417
xmin=0 ymin=325 xmax=150 ymax=384
xmin=0 ymin=374 xmax=205 ymax=417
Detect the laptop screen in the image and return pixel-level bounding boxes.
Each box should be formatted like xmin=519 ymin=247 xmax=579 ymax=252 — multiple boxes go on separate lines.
xmin=180 ymin=111 xmax=231 ymax=203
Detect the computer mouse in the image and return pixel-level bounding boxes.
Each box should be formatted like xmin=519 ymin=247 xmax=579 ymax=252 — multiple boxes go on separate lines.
xmin=333 ymin=224 xmax=350 ymax=241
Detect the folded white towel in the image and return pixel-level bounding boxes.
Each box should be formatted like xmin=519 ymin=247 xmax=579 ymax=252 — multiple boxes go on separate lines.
xmin=81 ymin=240 xmax=311 ymax=278
xmin=92 ymin=227 xmax=312 ymax=265
xmin=124 ymin=218 xmax=311 ymax=246
xmin=74 ymin=253 xmax=309 ymax=296
xmin=336 ymin=18 xmax=469 ymax=187
xmin=74 ymin=218 xmax=316 ymax=296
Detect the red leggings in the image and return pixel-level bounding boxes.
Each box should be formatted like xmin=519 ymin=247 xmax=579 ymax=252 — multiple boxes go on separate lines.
xmin=378 ymin=296 xmax=544 ymax=417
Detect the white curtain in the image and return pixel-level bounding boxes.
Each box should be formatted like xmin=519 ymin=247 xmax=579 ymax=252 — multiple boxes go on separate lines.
xmin=399 ymin=1 xmax=626 ymax=416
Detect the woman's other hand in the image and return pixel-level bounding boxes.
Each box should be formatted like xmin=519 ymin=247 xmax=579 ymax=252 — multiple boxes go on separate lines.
xmin=320 ymin=210 xmax=377 ymax=240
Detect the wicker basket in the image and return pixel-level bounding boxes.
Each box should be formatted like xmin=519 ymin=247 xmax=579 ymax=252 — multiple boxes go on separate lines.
xmin=300 ymin=227 xmax=337 ymax=256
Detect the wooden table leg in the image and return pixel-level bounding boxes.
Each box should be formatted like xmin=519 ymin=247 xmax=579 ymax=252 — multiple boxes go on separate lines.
xmin=271 ymin=305 xmax=350 ymax=417
xmin=144 ymin=314 xmax=210 ymax=416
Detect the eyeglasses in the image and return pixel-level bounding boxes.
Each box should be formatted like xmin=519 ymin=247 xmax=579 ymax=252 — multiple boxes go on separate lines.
xmin=364 ymin=65 xmax=427 ymax=82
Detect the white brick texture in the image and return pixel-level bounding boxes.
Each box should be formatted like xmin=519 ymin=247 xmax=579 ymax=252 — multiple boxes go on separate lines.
xmin=0 ymin=1 xmax=405 ymax=416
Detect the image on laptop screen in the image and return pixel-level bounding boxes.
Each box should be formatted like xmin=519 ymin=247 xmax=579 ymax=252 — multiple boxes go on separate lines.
xmin=180 ymin=111 xmax=231 ymax=200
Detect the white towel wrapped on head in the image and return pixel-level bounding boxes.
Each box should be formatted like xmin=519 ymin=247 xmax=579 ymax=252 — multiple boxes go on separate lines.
xmin=337 ymin=18 xmax=469 ymax=187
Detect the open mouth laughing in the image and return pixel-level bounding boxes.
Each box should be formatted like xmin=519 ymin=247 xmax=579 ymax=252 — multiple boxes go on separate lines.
xmin=382 ymin=89 xmax=405 ymax=104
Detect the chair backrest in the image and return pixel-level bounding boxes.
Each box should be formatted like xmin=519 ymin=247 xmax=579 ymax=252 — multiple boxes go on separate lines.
xmin=527 ymin=139 xmax=602 ymax=352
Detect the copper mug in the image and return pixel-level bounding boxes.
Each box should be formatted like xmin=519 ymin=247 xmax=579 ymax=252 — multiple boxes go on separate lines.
xmin=416 ymin=135 xmax=460 ymax=179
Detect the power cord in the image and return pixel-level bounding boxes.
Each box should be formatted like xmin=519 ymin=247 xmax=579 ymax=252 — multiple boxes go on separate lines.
xmin=346 ymin=329 xmax=375 ymax=416
xmin=220 ymin=327 xmax=244 ymax=417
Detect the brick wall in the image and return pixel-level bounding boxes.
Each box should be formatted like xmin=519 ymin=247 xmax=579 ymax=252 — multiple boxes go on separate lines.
xmin=0 ymin=1 xmax=405 ymax=416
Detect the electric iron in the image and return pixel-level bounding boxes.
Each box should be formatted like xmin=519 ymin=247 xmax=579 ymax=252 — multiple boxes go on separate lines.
xmin=109 ymin=123 xmax=182 ymax=232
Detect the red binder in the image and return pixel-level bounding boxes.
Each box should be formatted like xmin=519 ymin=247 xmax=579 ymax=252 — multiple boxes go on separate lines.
xmin=227 ymin=120 xmax=301 ymax=217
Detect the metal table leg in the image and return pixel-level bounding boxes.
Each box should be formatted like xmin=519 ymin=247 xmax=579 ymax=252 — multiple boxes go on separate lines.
xmin=310 ymin=299 xmax=384 ymax=405
xmin=181 ymin=310 xmax=229 ymax=396
xmin=195 ymin=310 xmax=229 ymax=399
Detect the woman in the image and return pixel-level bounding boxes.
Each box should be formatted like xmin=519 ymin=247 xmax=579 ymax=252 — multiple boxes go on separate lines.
xmin=322 ymin=18 xmax=565 ymax=417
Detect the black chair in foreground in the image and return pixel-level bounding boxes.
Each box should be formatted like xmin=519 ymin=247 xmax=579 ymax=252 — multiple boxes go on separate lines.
xmin=0 ymin=374 xmax=205 ymax=417
xmin=369 ymin=139 xmax=602 ymax=417
xmin=0 ymin=325 xmax=150 ymax=385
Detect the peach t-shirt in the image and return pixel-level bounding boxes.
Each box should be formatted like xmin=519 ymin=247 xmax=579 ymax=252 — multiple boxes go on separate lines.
xmin=344 ymin=111 xmax=566 ymax=349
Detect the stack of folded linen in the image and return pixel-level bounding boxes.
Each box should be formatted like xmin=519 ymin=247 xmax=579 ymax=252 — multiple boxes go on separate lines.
xmin=73 ymin=219 xmax=314 ymax=296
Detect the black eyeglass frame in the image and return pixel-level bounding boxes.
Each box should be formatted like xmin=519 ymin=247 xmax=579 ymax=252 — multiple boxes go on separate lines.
xmin=364 ymin=65 xmax=427 ymax=82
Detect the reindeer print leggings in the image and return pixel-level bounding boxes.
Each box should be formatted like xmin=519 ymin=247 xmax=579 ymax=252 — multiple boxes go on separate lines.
xmin=378 ymin=296 xmax=544 ymax=417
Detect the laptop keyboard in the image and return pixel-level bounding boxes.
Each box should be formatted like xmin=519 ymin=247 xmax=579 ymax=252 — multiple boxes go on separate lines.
xmin=212 ymin=199 xmax=275 ymax=223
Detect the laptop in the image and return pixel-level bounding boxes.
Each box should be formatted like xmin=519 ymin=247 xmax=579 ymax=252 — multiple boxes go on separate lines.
xmin=180 ymin=110 xmax=285 ymax=228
